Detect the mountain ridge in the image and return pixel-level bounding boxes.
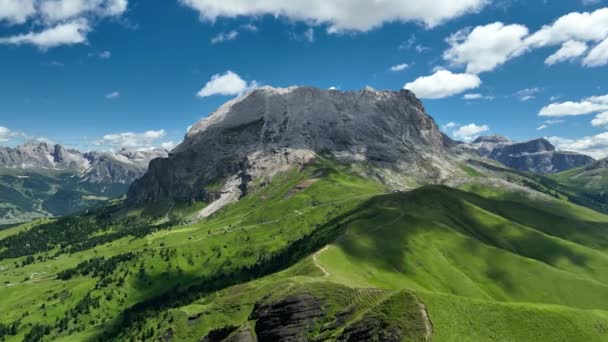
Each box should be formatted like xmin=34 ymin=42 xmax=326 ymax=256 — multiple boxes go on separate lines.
xmin=466 ymin=135 xmax=594 ymax=173
xmin=128 ymin=86 xmax=461 ymax=212
xmin=0 ymin=142 xmax=168 ymax=224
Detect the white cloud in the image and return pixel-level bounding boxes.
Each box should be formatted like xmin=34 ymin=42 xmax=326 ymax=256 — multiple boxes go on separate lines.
xmin=404 ymin=70 xmax=481 ymax=99
xmin=197 ymin=70 xmax=258 ymax=97
xmin=463 ymin=93 xmax=483 ymax=100
xmin=443 ymin=22 xmax=529 ymax=74
xmin=0 ymin=0 xmax=36 ymax=24
xmin=545 ymin=40 xmax=588 ymax=65
xmin=0 ymin=19 xmax=90 ymax=49
xmin=178 ymin=0 xmax=488 ymax=32
xmin=0 ymin=0 xmax=128 ymax=49
xmin=583 ymin=36 xmax=608 ymax=66
xmin=537 ymin=125 xmax=548 ymax=131
xmin=39 ymin=0 xmax=127 ymax=23
xmin=441 ymin=8 xmax=608 ymax=72
xmin=0 ymin=126 xmax=22 ymax=142
xmin=539 ymin=101 xmax=608 ymax=116
xmin=547 ymin=133 xmax=608 ymax=159
xmin=463 ymin=93 xmax=493 ymax=100
xmin=592 ymin=112 xmax=608 ymax=127
xmin=526 ymin=8 xmax=608 ymax=48
xmin=390 ymin=63 xmax=409 ymax=72
xmin=160 ymin=141 xmax=177 ymax=150
xmin=516 ymin=87 xmax=540 ymax=101
xmin=211 ymin=30 xmax=238 ymax=44
xmin=100 ymin=129 xmax=167 ymax=150
xmin=539 ymin=94 xmax=608 ymax=116
xmin=452 ymin=123 xmax=490 ymax=142
xmin=105 ymin=91 xmax=120 ymax=99
xmin=442 ymin=122 xmax=458 ymax=131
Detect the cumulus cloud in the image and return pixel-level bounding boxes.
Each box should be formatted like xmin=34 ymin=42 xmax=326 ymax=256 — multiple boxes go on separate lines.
xmin=526 ymin=8 xmax=608 ymax=48
xmin=197 ymin=70 xmax=258 ymax=97
xmin=99 ymin=129 xmax=167 ymax=150
xmin=547 ymin=133 xmax=608 ymax=159
xmin=539 ymin=94 xmax=608 ymax=116
xmin=0 ymin=0 xmax=128 ymax=49
xmin=178 ymin=0 xmax=488 ymax=32
xmin=211 ymin=30 xmax=238 ymax=44
xmin=390 ymin=63 xmax=409 ymax=72
xmin=592 ymin=112 xmax=608 ymax=127
xmin=444 ymin=22 xmax=529 ymax=74
xmin=160 ymin=141 xmax=177 ymax=150
xmin=583 ymin=36 xmax=608 ymax=66
xmin=0 ymin=0 xmax=36 ymax=24
xmin=442 ymin=8 xmax=608 ymax=71
xmin=545 ymin=40 xmax=588 ymax=65
xmin=452 ymin=123 xmax=490 ymax=142
xmin=441 ymin=122 xmax=458 ymax=131
xmin=0 ymin=19 xmax=90 ymax=49
xmin=0 ymin=126 xmax=23 ymax=142
xmin=404 ymin=70 xmax=481 ymax=99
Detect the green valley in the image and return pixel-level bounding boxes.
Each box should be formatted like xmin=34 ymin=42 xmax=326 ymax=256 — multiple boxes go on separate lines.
xmin=1 ymin=158 xmax=608 ymax=341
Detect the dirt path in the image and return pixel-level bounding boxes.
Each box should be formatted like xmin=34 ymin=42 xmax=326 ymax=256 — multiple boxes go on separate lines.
xmin=313 ymin=245 xmax=330 ymax=277
xmin=418 ymin=302 xmax=433 ymax=341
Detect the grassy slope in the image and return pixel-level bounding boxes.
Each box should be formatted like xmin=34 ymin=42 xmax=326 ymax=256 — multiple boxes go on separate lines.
xmin=161 ymin=185 xmax=608 ymax=341
xmin=1 ymin=159 xmax=608 ymax=341
xmin=0 ymin=160 xmax=386 ymax=341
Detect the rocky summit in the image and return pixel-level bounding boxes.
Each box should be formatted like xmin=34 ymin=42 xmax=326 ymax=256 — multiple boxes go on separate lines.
xmin=128 ymin=86 xmax=458 ymax=208
xmin=467 ymin=136 xmax=594 ymax=174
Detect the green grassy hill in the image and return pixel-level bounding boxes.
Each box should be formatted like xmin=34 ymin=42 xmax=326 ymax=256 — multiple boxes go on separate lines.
xmin=1 ymin=159 xmax=608 ymax=341
xmin=548 ymin=163 xmax=608 ymax=212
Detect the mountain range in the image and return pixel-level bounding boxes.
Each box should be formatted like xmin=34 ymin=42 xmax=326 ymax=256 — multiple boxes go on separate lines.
xmin=0 ymin=87 xmax=607 ymax=342
xmin=465 ymin=135 xmax=595 ymax=174
xmin=0 ymin=142 xmax=167 ymax=224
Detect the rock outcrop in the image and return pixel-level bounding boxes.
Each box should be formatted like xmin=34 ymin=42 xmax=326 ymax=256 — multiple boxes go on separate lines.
xmin=249 ymin=294 xmax=324 ymax=341
xmin=128 ymin=86 xmax=457 ymax=207
xmin=467 ymin=136 xmax=594 ymax=174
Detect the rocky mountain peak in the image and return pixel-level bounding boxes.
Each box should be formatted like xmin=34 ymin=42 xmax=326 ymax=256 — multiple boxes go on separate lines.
xmin=585 ymin=157 xmax=608 ymax=171
xmin=129 ymin=86 xmax=456 ymax=207
xmin=467 ymin=136 xmax=593 ymax=174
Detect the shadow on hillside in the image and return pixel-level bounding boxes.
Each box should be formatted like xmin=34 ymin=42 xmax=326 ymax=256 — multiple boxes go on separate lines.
xmin=86 ymin=185 xmax=608 ymax=341
xmin=335 ymin=186 xmax=608 ymax=295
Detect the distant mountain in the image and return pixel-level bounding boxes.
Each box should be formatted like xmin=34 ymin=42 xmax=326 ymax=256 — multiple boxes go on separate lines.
xmin=547 ymin=157 xmax=608 ymax=212
xmin=466 ymin=136 xmax=594 ymax=174
xmin=0 ymin=142 xmax=168 ymax=224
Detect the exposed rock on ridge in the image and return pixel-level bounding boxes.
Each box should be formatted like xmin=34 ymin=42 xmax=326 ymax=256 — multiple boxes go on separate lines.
xmin=128 ymin=86 xmax=457 ymax=206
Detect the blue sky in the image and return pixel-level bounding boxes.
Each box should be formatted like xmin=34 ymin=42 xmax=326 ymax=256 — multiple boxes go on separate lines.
xmin=1 ymin=0 xmax=608 ymax=158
